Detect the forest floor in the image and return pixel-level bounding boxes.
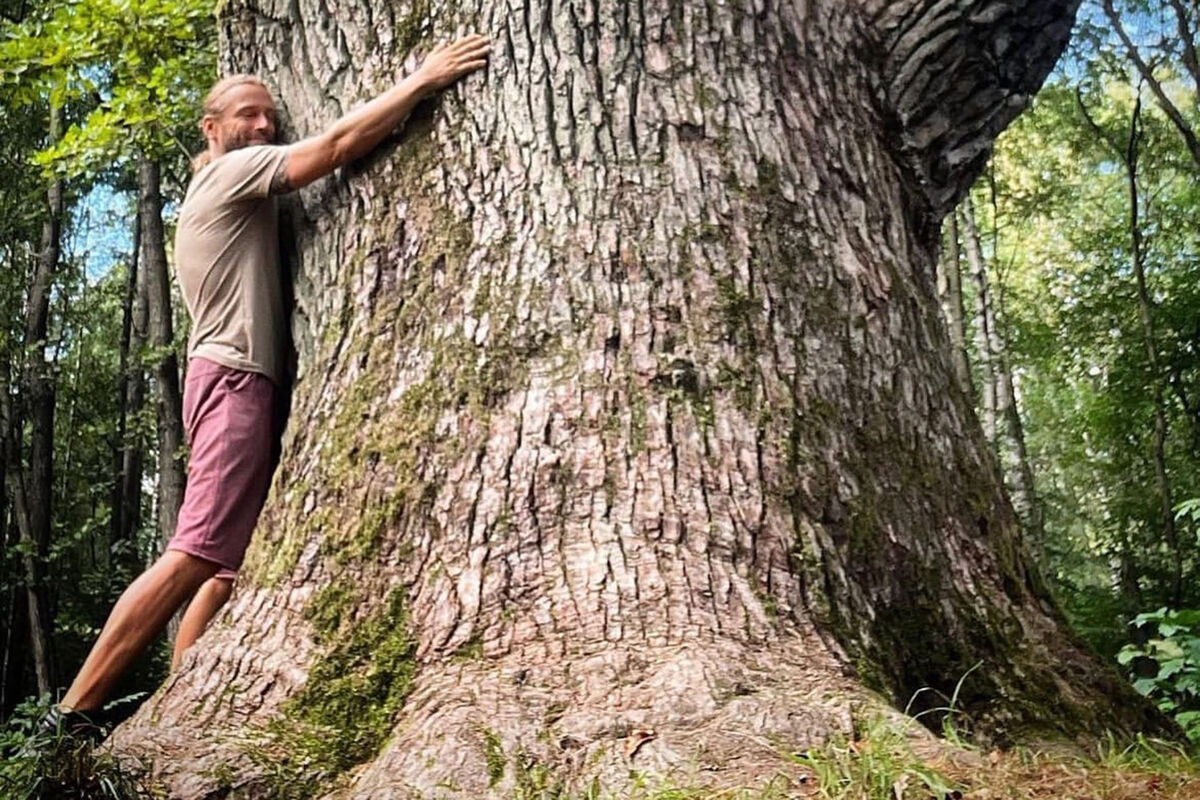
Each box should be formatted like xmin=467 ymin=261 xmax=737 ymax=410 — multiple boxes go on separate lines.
xmin=772 ymin=728 xmax=1200 ymax=800
xmin=6 ymin=712 xmax=1200 ymax=800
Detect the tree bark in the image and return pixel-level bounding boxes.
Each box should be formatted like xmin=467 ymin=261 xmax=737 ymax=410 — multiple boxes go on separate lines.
xmin=112 ymin=1 xmax=1173 ymax=797
xmin=138 ymin=158 xmax=186 ymax=551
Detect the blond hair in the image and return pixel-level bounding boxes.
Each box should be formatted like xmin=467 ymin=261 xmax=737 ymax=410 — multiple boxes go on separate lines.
xmin=191 ymin=74 xmax=271 ymax=172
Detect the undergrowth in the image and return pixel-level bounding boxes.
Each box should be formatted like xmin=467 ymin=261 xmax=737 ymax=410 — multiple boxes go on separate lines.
xmin=0 ymin=695 xmax=160 ymax=800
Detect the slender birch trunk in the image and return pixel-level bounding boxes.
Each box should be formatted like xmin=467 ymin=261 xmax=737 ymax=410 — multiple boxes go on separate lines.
xmin=938 ymin=213 xmax=972 ymax=398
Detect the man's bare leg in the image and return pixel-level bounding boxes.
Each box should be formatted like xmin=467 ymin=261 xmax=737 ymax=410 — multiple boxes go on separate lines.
xmin=172 ymin=575 xmax=234 ymax=670
xmin=60 ymin=550 xmax=218 ymax=712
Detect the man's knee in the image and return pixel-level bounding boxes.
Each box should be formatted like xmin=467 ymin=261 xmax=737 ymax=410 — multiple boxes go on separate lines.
xmin=157 ymin=549 xmax=223 ymax=589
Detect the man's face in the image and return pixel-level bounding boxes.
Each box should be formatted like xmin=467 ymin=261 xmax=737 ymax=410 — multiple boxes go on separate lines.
xmin=203 ymin=83 xmax=278 ymax=155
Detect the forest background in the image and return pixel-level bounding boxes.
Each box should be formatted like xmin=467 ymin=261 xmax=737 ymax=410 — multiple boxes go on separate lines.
xmin=1 ymin=0 xmax=1200 ymax=765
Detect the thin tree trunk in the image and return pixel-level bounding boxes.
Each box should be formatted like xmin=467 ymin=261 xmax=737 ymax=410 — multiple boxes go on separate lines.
xmin=139 ymin=158 xmax=185 ymax=550
xmin=1167 ymin=0 xmax=1200 ymax=94
xmin=938 ymin=213 xmax=972 ymax=398
xmin=120 ymin=258 xmax=149 ymax=553
xmin=961 ymin=196 xmax=1044 ymax=544
xmin=58 ymin=281 xmax=87 ymax=503
xmin=18 ymin=103 xmax=64 ymax=696
xmin=1122 ymin=100 xmax=1182 ymax=606
xmin=963 ymin=197 xmax=997 ymax=442
xmin=111 ymin=209 xmax=143 ymax=549
xmin=1078 ymin=91 xmax=1183 ymax=606
xmin=0 ymin=357 xmax=27 ymax=715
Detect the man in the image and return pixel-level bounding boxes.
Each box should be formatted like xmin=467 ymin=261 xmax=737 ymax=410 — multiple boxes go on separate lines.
xmin=40 ymin=33 xmax=490 ymax=738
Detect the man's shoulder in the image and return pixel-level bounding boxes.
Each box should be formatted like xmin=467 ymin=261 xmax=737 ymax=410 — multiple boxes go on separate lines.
xmin=196 ymin=145 xmax=289 ymax=185
xmin=186 ymin=145 xmax=293 ymax=210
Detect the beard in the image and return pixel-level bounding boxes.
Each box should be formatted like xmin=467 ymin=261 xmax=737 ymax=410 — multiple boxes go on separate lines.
xmin=222 ymin=129 xmax=274 ymax=151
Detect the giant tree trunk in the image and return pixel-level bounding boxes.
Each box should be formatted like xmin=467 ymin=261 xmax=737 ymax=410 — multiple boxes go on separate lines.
xmin=113 ymin=1 xmax=1172 ymax=796
xmin=139 ymin=158 xmax=186 ymax=552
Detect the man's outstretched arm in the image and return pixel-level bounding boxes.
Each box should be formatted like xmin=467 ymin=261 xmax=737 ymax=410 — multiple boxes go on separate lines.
xmin=278 ymin=34 xmax=491 ymax=192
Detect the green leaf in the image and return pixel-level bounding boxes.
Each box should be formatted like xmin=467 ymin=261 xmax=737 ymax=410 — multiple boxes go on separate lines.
xmin=1156 ymin=658 xmax=1186 ymax=681
xmin=1116 ymin=645 xmax=1142 ymax=666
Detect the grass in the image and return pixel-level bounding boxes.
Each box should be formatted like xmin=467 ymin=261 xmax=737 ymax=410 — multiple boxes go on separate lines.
xmin=0 ymin=697 xmax=161 ymax=800
xmin=2 ymin=694 xmax=1199 ymax=800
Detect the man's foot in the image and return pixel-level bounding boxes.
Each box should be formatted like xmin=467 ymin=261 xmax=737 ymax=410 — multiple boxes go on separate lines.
xmin=29 ymin=706 xmax=113 ymax=748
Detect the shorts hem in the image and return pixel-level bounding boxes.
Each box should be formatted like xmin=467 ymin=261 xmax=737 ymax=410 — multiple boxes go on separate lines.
xmin=166 ymin=544 xmax=241 ymax=573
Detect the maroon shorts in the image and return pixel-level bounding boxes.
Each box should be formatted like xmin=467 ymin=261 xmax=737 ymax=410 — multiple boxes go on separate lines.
xmin=167 ymin=358 xmax=275 ymax=574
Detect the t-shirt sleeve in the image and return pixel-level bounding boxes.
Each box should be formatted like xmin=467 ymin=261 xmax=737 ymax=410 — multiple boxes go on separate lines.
xmin=207 ymin=145 xmax=293 ymax=202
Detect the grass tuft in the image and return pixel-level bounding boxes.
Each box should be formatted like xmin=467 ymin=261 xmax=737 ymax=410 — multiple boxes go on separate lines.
xmin=0 ymin=696 xmax=161 ymax=800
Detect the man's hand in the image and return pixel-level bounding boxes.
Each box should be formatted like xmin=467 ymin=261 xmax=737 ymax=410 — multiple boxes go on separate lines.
xmin=280 ymin=33 xmax=491 ymax=191
xmin=416 ymin=35 xmax=491 ymax=95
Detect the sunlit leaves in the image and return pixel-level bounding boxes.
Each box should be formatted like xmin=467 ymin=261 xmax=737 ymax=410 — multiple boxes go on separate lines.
xmin=0 ymin=0 xmax=216 ymax=178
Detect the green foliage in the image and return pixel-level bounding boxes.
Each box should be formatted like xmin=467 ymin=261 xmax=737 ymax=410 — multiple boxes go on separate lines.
xmin=0 ymin=696 xmax=160 ymax=799
xmin=1117 ymin=608 xmax=1200 ymax=740
xmin=978 ymin=4 xmax=1200 ymax=660
xmin=0 ymin=0 xmax=214 ymax=725
xmin=0 ymin=0 xmax=216 ymax=178
xmin=482 ymin=726 xmax=506 ymax=787
xmin=1095 ymin=731 xmax=1200 ymax=774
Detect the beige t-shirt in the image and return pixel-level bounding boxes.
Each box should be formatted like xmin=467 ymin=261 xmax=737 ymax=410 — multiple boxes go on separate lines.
xmin=175 ymin=145 xmax=292 ymax=386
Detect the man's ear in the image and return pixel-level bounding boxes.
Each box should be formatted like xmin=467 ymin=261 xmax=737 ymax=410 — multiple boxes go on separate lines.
xmin=200 ymin=114 xmax=218 ymax=142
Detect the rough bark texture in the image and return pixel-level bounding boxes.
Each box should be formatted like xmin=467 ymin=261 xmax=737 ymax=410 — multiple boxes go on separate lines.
xmin=113 ymin=1 xmax=1172 ymax=797
xmin=139 ymin=158 xmax=187 ymax=552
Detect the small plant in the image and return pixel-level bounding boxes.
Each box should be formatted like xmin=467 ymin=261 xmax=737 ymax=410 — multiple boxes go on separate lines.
xmin=791 ymin=721 xmax=960 ymax=799
xmin=1117 ymin=607 xmax=1200 ymax=740
xmin=903 ymin=662 xmax=981 ymax=747
xmin=0 ymin=695 xmax=161 ymax=800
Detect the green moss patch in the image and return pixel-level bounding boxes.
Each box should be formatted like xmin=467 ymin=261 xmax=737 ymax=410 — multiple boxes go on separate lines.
xmin=258 ymin=588 xmax=417 ymax=781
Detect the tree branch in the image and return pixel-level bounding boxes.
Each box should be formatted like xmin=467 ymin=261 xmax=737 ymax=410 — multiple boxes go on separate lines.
xmin=1103 ymin=0 xmax=1200 ymax=170
xmin=1167 ymin=0 xmax=1200 ymax=97
xmin=861 ymin=0 xmax=1082 ymax=220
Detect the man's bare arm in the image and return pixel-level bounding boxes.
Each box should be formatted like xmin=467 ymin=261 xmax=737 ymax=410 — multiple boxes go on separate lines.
xmin=280 ymin=34 xmax=490 ymax=191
